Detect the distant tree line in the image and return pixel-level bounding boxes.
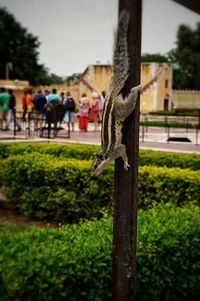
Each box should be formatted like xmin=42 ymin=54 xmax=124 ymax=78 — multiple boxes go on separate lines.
xmin=142 ymin=22 xmax=200 ymax=90
xmin=0 ymin=7 xmax=200 ymax=89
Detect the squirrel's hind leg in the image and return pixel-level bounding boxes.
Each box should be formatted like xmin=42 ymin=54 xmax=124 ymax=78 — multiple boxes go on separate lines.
xmin=114 ymin=84 xmax=142 ymax=121
xmin=108 ymin=144 xmax=130 ymax=170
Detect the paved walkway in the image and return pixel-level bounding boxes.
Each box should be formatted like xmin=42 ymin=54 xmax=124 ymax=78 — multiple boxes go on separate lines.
xmin=0 ymin=124 xmax=200 ymax=154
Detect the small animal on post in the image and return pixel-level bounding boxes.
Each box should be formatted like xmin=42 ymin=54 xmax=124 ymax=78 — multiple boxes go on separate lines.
xmin=91 ymin=10 xmax=142 ymax=176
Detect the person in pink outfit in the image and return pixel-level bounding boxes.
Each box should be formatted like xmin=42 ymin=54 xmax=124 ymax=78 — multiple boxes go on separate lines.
xmin=78 ymin=93 xmax=90 ymax=132
xmin=90 ymin=91 xmax=100 ymax=131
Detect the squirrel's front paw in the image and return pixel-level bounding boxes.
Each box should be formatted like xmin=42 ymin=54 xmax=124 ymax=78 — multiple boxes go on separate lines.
xmin=124 ymin=162 xmax=130 ymax=171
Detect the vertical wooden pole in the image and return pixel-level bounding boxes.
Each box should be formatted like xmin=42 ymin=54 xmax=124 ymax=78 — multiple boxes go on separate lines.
xmin=112 ymin=1 xmax=142 ymax=301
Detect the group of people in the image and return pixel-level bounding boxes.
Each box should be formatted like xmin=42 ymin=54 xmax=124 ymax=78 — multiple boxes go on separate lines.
xmin=0 ymin=86 xmax=105 ymax=132
xmin=21 ymin=88 xmax=77 ymax=131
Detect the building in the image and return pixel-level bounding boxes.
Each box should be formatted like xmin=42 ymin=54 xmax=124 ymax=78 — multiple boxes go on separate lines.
xmin=79 ymin=63 xmax=173 ymax=114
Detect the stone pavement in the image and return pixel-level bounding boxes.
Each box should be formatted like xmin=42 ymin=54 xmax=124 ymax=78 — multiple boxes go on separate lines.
xmin=0 ymin=124 xmax=200 ymax=154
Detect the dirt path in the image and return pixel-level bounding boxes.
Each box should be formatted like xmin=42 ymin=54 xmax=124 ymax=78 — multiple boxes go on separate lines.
xmin=0 ymin=201 xmax=58 ymax=228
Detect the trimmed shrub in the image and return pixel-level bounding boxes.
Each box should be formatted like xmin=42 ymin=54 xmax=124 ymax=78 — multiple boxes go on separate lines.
xmin=0 ymin=154 xmax=199 ymax=223
xmin=0 ymin=204 xmax=199 ymax=301
xmin=0 ymin=154 xmax=114 ymax=223
xmin=0 ymin=142 xmax=97 ymax=160
xmin=0 ymin=142 xmax=199 ymax=170
xmin=139 ymin=149 xmax=200 ymax=170
xmin=140 ymin=120 xmax=196 ymax=128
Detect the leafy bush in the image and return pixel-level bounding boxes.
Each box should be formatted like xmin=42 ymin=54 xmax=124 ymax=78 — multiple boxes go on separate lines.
xmin=0 ymin=204 xmax=199 ymax=301
xmin=139 ymin=149 xmax=200 ymax=170
xmin=140 ymin=120 xmax=196 ymax=128
xmin=0 ymin=154 xmax=114 ymax=223
xmin=0 ymin=142 xmax=199 ymax=170
xmin=149 ymin=109 xmax=200 ymax=117
xmin=0 ymin=154 xmax=199 ymax=223
xmin=0 ymin=142 xmax=97 ymax=160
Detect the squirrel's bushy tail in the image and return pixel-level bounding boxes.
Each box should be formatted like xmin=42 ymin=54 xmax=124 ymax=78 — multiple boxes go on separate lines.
xmin=109 ymin=10 xmax=130 ymax=97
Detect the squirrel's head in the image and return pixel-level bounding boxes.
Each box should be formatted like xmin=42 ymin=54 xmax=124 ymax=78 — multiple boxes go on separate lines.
xmin=91 ymin=152 xmax=109 ymax=176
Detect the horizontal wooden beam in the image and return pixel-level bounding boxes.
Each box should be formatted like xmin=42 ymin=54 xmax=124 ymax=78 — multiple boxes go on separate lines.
xmin=172 ymin=0 xmax=200 ymax=14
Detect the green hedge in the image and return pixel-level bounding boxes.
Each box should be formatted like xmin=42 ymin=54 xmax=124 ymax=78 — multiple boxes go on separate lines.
xmin=149 ymin=109 xmax=200 ymax=116
xmin=0 ymin=142 xmax=96 ymax=160
xmin=139 ymin=149 xmax=200 ymax=170
xmin=0 ymin=153 xmax=199 ymax=223
xmin=0 ymin=204 xmax=199 ymax=301
xmin=0 ymin=142 xmax=199 ymax=170
xmin=140 ymin=120 xmax=197 ymax=129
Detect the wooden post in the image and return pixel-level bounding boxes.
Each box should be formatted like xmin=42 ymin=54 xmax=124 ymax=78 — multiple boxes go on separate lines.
xmin=112 ymin=1 xmax=142 ymax=301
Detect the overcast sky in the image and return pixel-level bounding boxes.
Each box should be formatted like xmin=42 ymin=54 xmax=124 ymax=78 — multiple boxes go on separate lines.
xmin=0 ymin=0 xmax=199 ymax=77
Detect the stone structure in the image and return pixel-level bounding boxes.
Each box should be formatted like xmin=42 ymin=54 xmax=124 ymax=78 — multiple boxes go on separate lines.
xmin=79 ymin=63 xmax=173 ymax=114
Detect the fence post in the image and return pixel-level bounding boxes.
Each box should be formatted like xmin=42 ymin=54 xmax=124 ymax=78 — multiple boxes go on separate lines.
xmin=28 ymin=112 xmax=31 ymax=137
xmin=13 ymin=110 xmax=16 ymax=136
xmin=196 ymin=126 xmax=199 ymax=145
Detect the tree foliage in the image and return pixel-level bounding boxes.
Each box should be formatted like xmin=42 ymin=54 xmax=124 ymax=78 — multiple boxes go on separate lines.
xmin=141 ymin=53 xmax=169 ymax=63
xmin=168 ymin=23 xmax=200 ymax=89
xmin=0 ymin=7 xmax=51 ymax=85
xmin=65 ymin=73 xmax=81 ymax=84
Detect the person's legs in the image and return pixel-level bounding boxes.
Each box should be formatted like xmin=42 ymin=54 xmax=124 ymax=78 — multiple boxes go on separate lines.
xmin=4 ymin=109 xmax=13 ymax=129
xmin=84 ymin=117 xmax=88 ymax=131
xmin=93 ymin=112 xmax=98 ymax=131
xmin=79 ymin=116 xmax=84 ymax=131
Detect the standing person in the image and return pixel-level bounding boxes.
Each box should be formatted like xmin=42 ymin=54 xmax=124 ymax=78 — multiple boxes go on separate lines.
xmin=26 ymin=90 xmax=33 ymax=114
xmin=21 ymin=90 xmax=28 ymax=122
xmin=47 ymin=88 xmax=60 ymax=103
xmin=78 ymin=92 xmax=90 ymax=132
xmin=100 ymin=91 xmax=106 ymax=108
xmin=63 ymin=92 xmax=76 ymax=132
xmin=0 ymin=87 xmax=9 ymax=130
xmin=44 ymin=89 xmax=50 ymax=102
xmin=60 ymin=92 xmax=65 ymax=104
xmin=25 ymin=90 xmax=33 ymax=129
xmin=4 ymin=89 xmax=21 ymax=131
xmin=90 ymin=91 xmax=100 ymax=131
xmin=99 ymin=91 xmax=106 ymax=122
xmin=32 ymin=90 xmax=47 ymax=130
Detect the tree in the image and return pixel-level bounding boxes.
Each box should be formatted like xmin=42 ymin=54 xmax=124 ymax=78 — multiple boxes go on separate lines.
xmin=48 ymin=73 xmax=65 ymax=85
xmin=168 ymin=23 xmax=200 ymax=89
xmin=0 ymin=7 xmax=48 ymax=85
xmin=141 ymin=53 xmax=169 ymax=63
xmin=65 ymin=73 xmax=81 ymax=84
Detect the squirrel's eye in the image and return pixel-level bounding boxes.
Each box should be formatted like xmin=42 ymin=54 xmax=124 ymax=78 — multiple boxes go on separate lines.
xmin=96 ymin=153 xmax=104 ymax=160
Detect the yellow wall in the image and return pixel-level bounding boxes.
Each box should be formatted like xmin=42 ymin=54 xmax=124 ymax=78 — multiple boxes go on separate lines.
xmin=79 ymin=65 xmax=112 ymax=103
xmin=172 ymin=90 xmax=200 ymax=109
xmin=156 ymin=64 xmax=173 ymax=111
xmin=91 ymin=65 xmax=112 ymax=95
xmin=140 ymin=63 xmax=173 ymax=113
xmin=140 ymin=64 xmax=155 ymax=113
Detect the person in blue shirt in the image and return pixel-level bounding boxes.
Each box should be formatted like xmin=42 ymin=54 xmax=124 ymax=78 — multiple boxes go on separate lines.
xmin=32 ymin=90 xmax=47 ymax=130
xmin=47 ymin=88 xmax=60 ymax=103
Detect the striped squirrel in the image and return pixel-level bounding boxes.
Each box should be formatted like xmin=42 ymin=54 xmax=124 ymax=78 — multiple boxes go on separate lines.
xmin=91 ymin=11 xmax=142 ymax=176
